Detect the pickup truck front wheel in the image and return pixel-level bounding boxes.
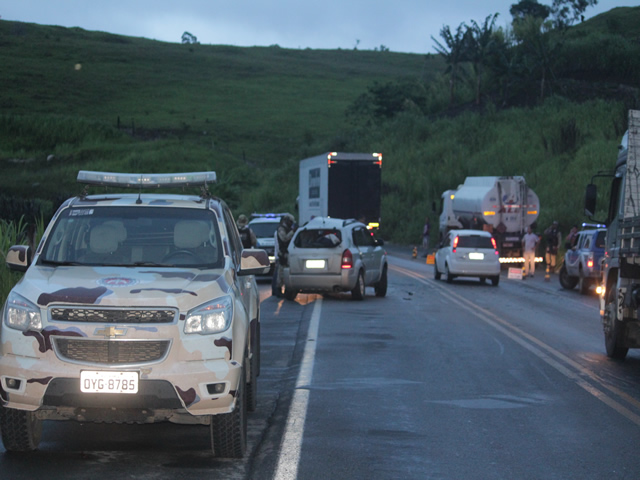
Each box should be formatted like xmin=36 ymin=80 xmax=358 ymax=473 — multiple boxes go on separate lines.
xmin=0 ymin=407 xmax=42 ymax=452
xmin=604 ymin=286 xmax=629 ymax=360
xmin=211 ymin=366 xmax=247 ymax=458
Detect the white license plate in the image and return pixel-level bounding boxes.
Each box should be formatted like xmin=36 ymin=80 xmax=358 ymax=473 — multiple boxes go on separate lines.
xmin=80 ymin=370 xmax=139 ymax=394
xmin=306 ymin=259 xmax=326 ymax=269
xmin=468 ymin=252 xmax=485 ymax=260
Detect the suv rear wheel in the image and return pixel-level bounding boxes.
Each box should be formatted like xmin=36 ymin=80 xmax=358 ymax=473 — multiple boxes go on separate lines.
xmin=352 ymin=270 xmax=365 ymax=300
xmin=374 ymin=266 xmax=388 ymax=297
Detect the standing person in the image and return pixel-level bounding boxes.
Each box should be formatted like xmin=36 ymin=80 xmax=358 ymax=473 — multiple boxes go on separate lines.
xmin=422 ymin=217 xmax=430 ymax=256
xmin=544 ymin=221 xmax=562 ymax=272
xmin=236 ymin=214 xmax=257 ymax=249
xmin=565 ymin=225 xmax=579 ymax=249
xmin=522 ymin=226 xmax=540 ymax=278
xmin=272 ymin=214 xmax=296 ymax=297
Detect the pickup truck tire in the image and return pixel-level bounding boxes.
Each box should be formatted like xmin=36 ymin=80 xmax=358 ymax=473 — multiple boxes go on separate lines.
xmin=579 ymin=274 xmax=591 ymax=295
xmin=351 ymin=270 xmax=365 ymax=300
xmin=0 ymin=407 xmax=42 ymax=452
xmin=246 ymin=346 xmax=258 ymax=413
xmin=559 ymin=265 xmax=578 ymax=290
xmin=374 ymin=265 xmax=388 ymax=297
xmin=604 ymin=286 xmax=629 ymax=360
xmin=211 ymin=366 xmax=248 ymax=458
xmin=434 ymin=262 xmax=441 ymax=280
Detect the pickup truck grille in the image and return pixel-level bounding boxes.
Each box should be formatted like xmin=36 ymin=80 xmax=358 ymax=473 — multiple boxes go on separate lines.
xmin=50 ymin=308 xmax=176 ymax=324
xmin=55 ymin=339 xmax=170 ymax=364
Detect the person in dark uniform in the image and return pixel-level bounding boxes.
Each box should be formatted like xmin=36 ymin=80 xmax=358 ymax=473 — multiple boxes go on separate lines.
xmin=272 ymin=214 xmax=296 ymax=297
xmin=236 ymin=214 xmax=257 ymax=249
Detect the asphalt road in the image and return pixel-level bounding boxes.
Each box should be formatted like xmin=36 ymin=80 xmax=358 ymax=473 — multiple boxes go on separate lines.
xmin=3 ymin=247 xmax=640 ymax=479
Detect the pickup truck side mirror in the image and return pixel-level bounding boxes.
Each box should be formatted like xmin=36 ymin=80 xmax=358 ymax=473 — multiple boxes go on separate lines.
xmin=585 ymin=184 xmax=597 ymax=217
xmin=6 ymin=245 xmax=32 ymax=272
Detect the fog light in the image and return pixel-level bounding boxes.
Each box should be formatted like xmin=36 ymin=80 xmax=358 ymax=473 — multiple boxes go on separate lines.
xmin=206 ymin=383 xmax=226 ymax=395
xmin=6 ymin=378 xmax=22 ymax=390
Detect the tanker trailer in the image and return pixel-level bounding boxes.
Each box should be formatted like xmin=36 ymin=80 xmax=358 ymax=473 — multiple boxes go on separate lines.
xmin=439 ymin=176 xmax=540 ymax=263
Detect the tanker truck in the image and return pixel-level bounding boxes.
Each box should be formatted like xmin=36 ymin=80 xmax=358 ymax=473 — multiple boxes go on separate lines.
xmin=439 ymin=176 xmax=540 ymax=263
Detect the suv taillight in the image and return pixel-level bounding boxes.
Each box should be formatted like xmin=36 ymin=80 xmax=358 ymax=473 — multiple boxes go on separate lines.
xmin=452 ymin=236 xmax=459 ymax=253
xmin=587 ymin=252 xmax=594 ymax=268
xmin=341 ymin=249 xmax=353 ymax=269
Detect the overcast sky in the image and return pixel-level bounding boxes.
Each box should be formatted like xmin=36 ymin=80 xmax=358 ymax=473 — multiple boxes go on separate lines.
xmin=1 ymin=1 xmax=637 ymax=54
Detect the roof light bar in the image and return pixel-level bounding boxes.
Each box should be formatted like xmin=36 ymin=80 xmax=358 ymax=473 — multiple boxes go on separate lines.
xmin=250 ymin=212 xmax=292 ymax=218
xmin=77 ymin=171 xmax=217 ymax=189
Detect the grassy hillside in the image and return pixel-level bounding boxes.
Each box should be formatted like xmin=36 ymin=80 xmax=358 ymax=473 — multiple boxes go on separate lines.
xmin=0 ymin=7 xmax=639 ymax=246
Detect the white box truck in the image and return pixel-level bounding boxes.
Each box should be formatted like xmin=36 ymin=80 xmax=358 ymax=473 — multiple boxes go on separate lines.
xmin=298 ymin=152 xmax=382 ymax=228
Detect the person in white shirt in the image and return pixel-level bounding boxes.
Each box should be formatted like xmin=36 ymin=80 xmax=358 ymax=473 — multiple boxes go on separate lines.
xmin=522 ymin=226 xmax=540 ymax=278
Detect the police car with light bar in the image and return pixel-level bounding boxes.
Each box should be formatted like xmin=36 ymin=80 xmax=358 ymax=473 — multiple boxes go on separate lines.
xmin=0 ymin=171 xmax=269 ymax=458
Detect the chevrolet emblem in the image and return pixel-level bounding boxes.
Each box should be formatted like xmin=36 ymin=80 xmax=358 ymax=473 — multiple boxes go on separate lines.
xmin=95 ymin=326 xmax=127 ymax=338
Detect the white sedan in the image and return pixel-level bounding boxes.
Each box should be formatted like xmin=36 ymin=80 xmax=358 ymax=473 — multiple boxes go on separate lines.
xmin=434 ymin=229 xmax=501 ymax=286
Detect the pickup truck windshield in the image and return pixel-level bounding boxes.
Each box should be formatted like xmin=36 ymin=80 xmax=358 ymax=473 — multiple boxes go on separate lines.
xmin=40 ymin=206 xmax=223 ymax=268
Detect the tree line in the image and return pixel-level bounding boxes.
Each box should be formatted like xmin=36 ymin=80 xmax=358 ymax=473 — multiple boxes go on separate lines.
xmin=345 ymin=0 xmax=640 ymax=124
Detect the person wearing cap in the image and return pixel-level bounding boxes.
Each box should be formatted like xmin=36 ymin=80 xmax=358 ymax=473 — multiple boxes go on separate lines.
xmin=543 ymin=220 xmax=562 ymax=272
xmin=236 ymin=214 xmax=257 ymax=249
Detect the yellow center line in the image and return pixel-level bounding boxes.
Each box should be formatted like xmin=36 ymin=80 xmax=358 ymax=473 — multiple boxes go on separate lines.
xmin=391 ymin=264 xmax=640 ymax=426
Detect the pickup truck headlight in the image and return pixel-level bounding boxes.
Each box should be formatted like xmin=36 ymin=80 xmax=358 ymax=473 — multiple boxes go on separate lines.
xmin=4 ymin=291 xmax=42 ymax=331
xmin=184 ymin=295 xmax=233 ymax=335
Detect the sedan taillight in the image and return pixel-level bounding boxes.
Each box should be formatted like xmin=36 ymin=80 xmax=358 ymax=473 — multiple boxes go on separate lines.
xmin=491 ymin=237 xmax=500 ymax=255
xmin=341 ymin=249 xmax=353 ymax=269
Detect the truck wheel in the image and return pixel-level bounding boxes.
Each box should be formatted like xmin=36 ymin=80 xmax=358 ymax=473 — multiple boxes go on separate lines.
xmin=211 ymin=366 xmax=247 ymax=458
xmin=351 ymin=270 xmax=365 ymax=300
xmin=434 ymin=263 xmax=441 ymax=280
xmin=604 ymin=286 xmax=629 ymax=360
xmin=374 ymin=266 xmax=388 ymax=297
xmin=445 ymin=264 xmax=455 ymax=284
xmin=559 ymin=265 xmax=578 ymax=290
xmin=0 ymin=407 xmax=42 ymax=452
xmin=578 ymin=274 xmax=591 ymax=295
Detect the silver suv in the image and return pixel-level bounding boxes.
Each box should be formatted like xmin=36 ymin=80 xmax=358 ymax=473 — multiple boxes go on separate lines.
xmin=0 ymin=171 xmax=269 ymax=457
xmin=282 ymin=217 xmax=388 ymax=300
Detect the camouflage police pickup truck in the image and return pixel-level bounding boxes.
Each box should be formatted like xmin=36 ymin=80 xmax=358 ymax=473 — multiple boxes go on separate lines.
xmin=0 ymin=171 xmax=269 ymax=457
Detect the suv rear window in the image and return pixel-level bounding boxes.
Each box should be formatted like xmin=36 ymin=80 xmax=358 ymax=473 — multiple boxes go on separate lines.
xmin=294 ymin=229 xmax=343 ymax=248
xmin=457 ymin=235 xmax=494 ymax=249
xmin=595 ymin=231 xmax=606 ymax=248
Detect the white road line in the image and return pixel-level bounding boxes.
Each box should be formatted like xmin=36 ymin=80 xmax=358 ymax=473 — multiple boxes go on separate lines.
xmin=273 ymin=297 xmax=322 ymax=480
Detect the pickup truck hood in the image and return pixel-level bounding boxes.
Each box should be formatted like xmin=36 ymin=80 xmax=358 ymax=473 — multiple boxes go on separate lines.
xmin=14 ymin=265 xmax=229 ymax=311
